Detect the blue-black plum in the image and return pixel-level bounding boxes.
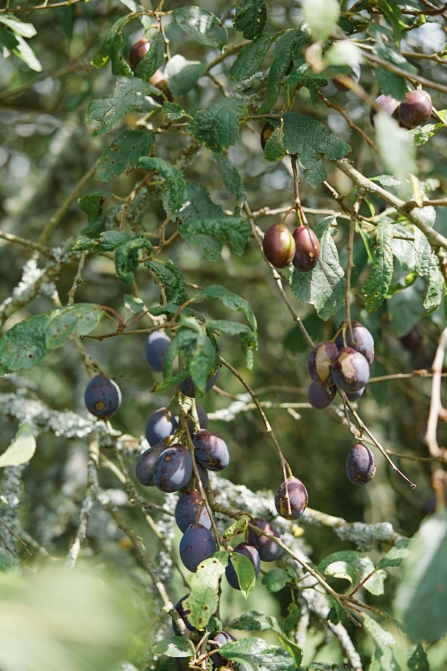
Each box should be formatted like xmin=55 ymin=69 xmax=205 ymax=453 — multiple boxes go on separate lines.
xmin=172 ymin=595 xmax=197 ymax=636
xmin=135 ymin=440 xmax=169 ymax=486
xmin=210 ymin=632 xmax=236 ymax=667
xmin=188 ymin=404 xmax=209 ymax=435
xmin=146 ymin=332 xmax=171 ymax=372
xmin=193 ymin=430 xmax=229 ymax=471
xmin=335 ymin=320 xmax=374 ymax=365
xmin=307 ymin=341 xmax=339 ymax=387
xmin=153 ymin=444 xmax=193 ymax=493
xmin=332 ymin=347 xmax=370 ymax=393
xmin=225 ymin=543 xmax=261 ymax=590
xmin=345 ymin=387 xmax=365 ymax=402
xmin=247 ymin=518 xmax=282 ymax=562
xmin=145 ymin=407 xmax=178 ymax=446
xmin=197 ymin=463 xmax=209 ymax=488
xmin=175 ymin=489 xmax=211 ymax=533
xmin=275 ymin=477 xmax=308 ymax=520
xmin=308 ymin=383 xmax=336 ymax=409
xmin=346 ymin=443 xmax=376 ymax=485
xmin=84 ymin=375 xmax=121 ymax=420
xmin=179 ymin=369 xmax=219 ymax=398
xmin=179 ymin=523 xmax=216 ymax=573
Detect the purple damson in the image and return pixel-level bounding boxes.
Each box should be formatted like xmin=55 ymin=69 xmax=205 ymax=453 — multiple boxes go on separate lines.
xmin=179 ymin=369 xmax=219 ymax=398
xmin=175 ymin=489 xmax=211 ymax=533
xmin=248 ymin=518 xmax=282 ymax=562
xmin=179 ymin=523 xmax=216 ymax=572
xmin=346 ymin=443 xmax=376 ymax=485
xmin=292 ymin=226 xmax=320 ymax=272
xmin=399 ymin=90 xmax=432 ymax=128
xmin=135 ymin=439 xmax=169 ymax=486
xmin=172 ymin=595 xmax=197 ymax=636
xmin=335 ymin=320 xmax=374 ymax=365
xmin=146 ymin=331 xmax=171 ymax=372
xmin=210 ymin=632 xmax=237 ymax=668
xmin=307 ymin=341 xmax=339 ymax=387
xmin=84 ymin=375 xmax=121 ymax=420
xmin=193 ymin=430 xmax=230 ymax=471
xmin=308 ymin=383 xmax=336 ymax=410
xmin=145 ymin=407 xmax=178 ymax=446
xmin=369 ymin=94 xmax=400 ymax=127
xmin=225 ymin=543 xmax=261 ymax=590
xmin=262 ymin=224 xmax=296 ymax=269
xmin=332 ymin=347 xmax=370 ymax=394
xmin=153 ymin=444 xmax=193 ymax=493
xmin=275 ymin=477 xmax=308 ymax=520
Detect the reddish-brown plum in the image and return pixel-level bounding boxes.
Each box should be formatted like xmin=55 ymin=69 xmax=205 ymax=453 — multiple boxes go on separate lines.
xmin=308 ymin=383 xmax=336 ymax=409
xmin=332 ymin=347 xmax=370 ymax=393
xmin=292 ymin=227 xmax=320 ymax=272
xmin=260 ymin=122 xmax=274 ymax=150
xmin=369 ymin=94 xmax=400 ymax=128
xmin=346 ymin=443 xmax=376 ymax=485
xmin=275 ymin=477 xmax=308 ymax=520
xmin=128 ymin=38 xmax=150 ymax=70
xmin=248 ymin=518 xmax=282 ymax=561
xmin=307 ymin=341 xmax=339 ymax=387
xmin=262 ymin=224 xmax=296 ymax=268
xmin=399 ymin=90 xmax=432 ymax=128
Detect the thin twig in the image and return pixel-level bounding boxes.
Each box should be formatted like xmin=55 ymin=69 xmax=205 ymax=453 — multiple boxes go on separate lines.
xmin=318 ymin=92 xmax=379 ymax=153
xmin=424 ymin=326 xmax=447 ymax=458
xmin=0 ymin=231 xmax=51 ymax=256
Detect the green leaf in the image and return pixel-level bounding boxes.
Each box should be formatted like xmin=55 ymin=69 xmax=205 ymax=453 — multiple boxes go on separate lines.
xmin=98 ymin=231 xmax=131 ymax=251
xmin=323 ymin=561 xmax=356 ymax=589
xmin=276 ymin=633 xmax=302 ymax=667
xmin=0 ymin=423 xmax=36 ymax=468
xmin=86 ymin=77 xmax=161 ymax=137
xmin=234 ymin=0 xmax=267 ymax=40
xmin=230 ymin=32 xmax=279 ymax=81
xmin=164 ymin=54 xmax=206 ymax=97
xmin=189 ymin=331 xmax=216 ymax=397
xmin=179 ymin=217 xmax=250 ymax=260
xmin=424 ymin=254 xmax=444 ymax=315
xmin=0 ymin=312 xmax=51 ymax=375
xmin=206 ymin=616 xmax=222 ymax=634
xmin=262 ymin=568 xmax=292 ymax=593
xmin=119 ymin=0 xmax=152 ymax=28
xmin=188 ymin=97 xmax=245 ymax=153
xmin=407 ymin=642 xmax=429 ymax=671
xmin=172 ymin=181 xmax=224 ymax=220
xmin=363 ymin=614 xmax=399 ymax=671
xmin=283 ymin=603 xmax=300 ymax=632
xmin=290 ymin=217 xmax=345 ymax=321
xmin=45 ymin=303 xmax=103 ymax=349
xmin=123 ymin=294 xmax=145 ymax=313
xmin=0 ymin=13 xmax=36 ymax=38
xmin=387 ymin=279 xmax=426 ymax=338
xmin=208 ymin=319 xmax=257 ymax=366
xmin=96 ymin=130 xmax=155 ymax=182
xmin=146 ymin=260 xmax=189 ymax=306
xmin=374 ymin=0 xmax=405 ymax=44
xmin=378 ymin=539 xmax=411 ymax=570
xmin=375 ymin=114 xmax=416 ymax=196
xmin=78 ymin=190 xmax=115 ymax=238
xmin=219 ymin=637 xmax=296 ymax=671
xmin=223 ymin=517 xmax=249 ymax=540
xmin=319 ymin=550 xmax=386 ymax=596
xmin=139 ymin=157 xmax=187 ymax=211
xmin=197 ymin=284 xmax=257 ymax=335
xmin=395 ymin=506 xmax=447 ymax=643
xmin=91 ymin=15 xmax=132 ymax=76
xmin=229 ymin=610 xmax=282 ymax=633
xmin=362 ymin=221 xmax=394 ymax=313
xmin=264 ymin=125 xmax=286 ymax=162
xmin=229 ymin=552 xmax=256 ymax=599
xmin=163 ymin=102 xmax=188 ymax=120
xmin=326 ymin=595 xmax=342 ymax=625
xmin=213 ymin=153 xmax=246 ymax=206
xmin=260 ymin=31 xmax=299 ymax=114
xmin=303 ymin=664 xmax=344 ymax=671
xmin=172 ymin=6 xmax=227 ymax=50
xmin=12 ymin=35 xmax=42 ymax=72
xmin=409 ymin=123 xmax=442 ymax=147
xmin=134 ymin=31 xmax=165 ymax=81
xmin=282 ymin=112 xmax=351 ymax=187
xmin=115 ymin=236 xmax=154 ymax=284
xmin=0 ymin=26 xmax=19 ymax=51
xmin=375 ymin=66 xmax=408 ymax=102
xmin=154 ymin=636 xmax=195 ymax=658
xmin=302 ymin=0 xmax=339 ymax=41
xmin=184 ymin=552 xmax=228 ymax=629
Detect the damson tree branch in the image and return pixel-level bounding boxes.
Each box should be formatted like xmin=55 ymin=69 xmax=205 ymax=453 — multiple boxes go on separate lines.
xmin=424 ymin=326 xmax=447 ymax=459
xmin=0 ymin=231 xmax=50 ymax=256
xmin=360 ymin=50 xmax=447 ymax=95
xmin=318 ymin=92 xmax=379 ymax=153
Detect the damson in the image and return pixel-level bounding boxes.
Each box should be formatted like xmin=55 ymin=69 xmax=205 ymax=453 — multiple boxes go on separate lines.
xmin=275 ymin=477 xmax=308 ymax=520
xmin=175 ymin=489 xmax=211 ymax=533
xmin=172 ymin=595 xmax=197 ymax=636
xmin=153 ymin=444 xmax=193 ymax=493
xmin=292 ymin=226 xmax=320 ymax=272
xmin=345 ymin=387 xmax=365 ymax=402
xmin=225 ymin=543 xmax=261 ymax=590
xmin=210 ymin=632 xmax=236 ymax=667
xmin=128 ymin=38 xmax=150 ymax=69
xmin=332 ymin=347 xmax=370 ymax=393
xmin=346 ymin=443 xmax=376 ymax=485
xmin=149 ymin=69 xmax=173 ymax=103
xmin=84 ymin=375 xmax=121 ymax=420
xmin=187 ymin=403 xmax=209 ymax=435
xmin=399 ymin=90 xmax=432 ymax=128
xmin=197 ymin=463 xmax=209 ymax=488
xmin=145 ymin=407 xmax=178 ymax=446
xmin=179 ymin=523 xmax=216 ymax=573
xmin=135 ymin=440 xmax=169 ymax=486
xmin=308 ymin=383 xmax=336 ymax=410
xmin=179 ymin=369 xmax=219 ymax=398
xmin=260 ymin=122 xmax=274 ymax=150
xmin=333 ymin=62 xmax=361 ymax=92
xmin=262 ymin=224 xmax=296 ymax=268
xmin=248 ymin=518 xmax=282 ymax=562
xmin=369 ymin=94 xmax=400 ymax=128
xmin=307 ymin=341 xmax=339 ymax=387
xmin=193 ymin=430 xmax=230 ymax=471
xmin=146 ymin=331 xmax=171 ymax=372
xmin=335 ymin=320 xmax=374 ymax=365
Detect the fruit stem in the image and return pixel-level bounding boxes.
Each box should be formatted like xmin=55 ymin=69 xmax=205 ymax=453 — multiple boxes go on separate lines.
xmin=291 ymin=155 xmax=308 ymax=226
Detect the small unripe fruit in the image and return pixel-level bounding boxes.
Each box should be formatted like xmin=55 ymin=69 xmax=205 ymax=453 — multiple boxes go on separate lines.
xmin=333 ymin=63 xmax=360 ymax=92
xmin=275 ymin=477 xmax=308 ymax=520
xmin=128 ymin=38 xmax=150 ymax=70
xmin=335 ymin=320 xmax=374 ymax=366
xmin=248 ymin=518 xmax=282 ymax=561
xmin=260 ymin=122 xmax=274 ymax=150
xmin=308 ymin=383 xmax=336 ymax=409
xmin=262 ymin=224 xmax=296 ymax=268
xmin=292 ymin=227 xmax=320 ymax=272
xmin=399 ymin=90 xmax=432 ymax=129
xmin=225 ymin=543 xmax=261 ymax=590
xmin=84 ymin=375 xmax=121 ymax=420
xmin=346 ymin=443 xmax=376 ymax=485
xmin=369 ymin=94 xmax=400 ymax=128
xmin=332 ymin=347 xmax=370 ymax=394
xmin=307 ymin=341 xmax=339 ymax=387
